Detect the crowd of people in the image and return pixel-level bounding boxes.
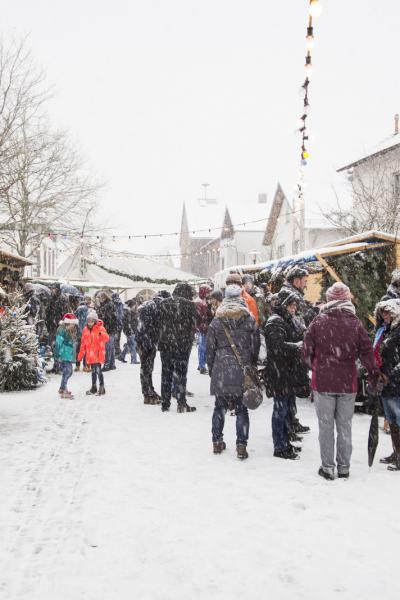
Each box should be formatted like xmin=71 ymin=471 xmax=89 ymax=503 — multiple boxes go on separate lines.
xmin=4 ymin=264 xmax=400 ymax=479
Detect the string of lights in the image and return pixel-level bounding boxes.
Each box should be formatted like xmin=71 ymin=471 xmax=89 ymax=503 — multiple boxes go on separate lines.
xmin=43 ymin=208 xmax=301 ymax=244
xmin=295 ymin=0 xmax=322 ymax=249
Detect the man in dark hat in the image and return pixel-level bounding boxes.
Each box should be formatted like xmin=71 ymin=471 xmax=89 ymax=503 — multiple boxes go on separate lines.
xmin=158 ymin=283 xmax=197 ymax=413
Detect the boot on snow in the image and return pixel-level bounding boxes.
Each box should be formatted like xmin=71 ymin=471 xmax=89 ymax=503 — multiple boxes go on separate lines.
xmin=96 ymin=385 xmax=106 ymax=396
xmin=213 ymin=441 xmax=226 ymax=454
xmin=177 ymin=403 xmax=196 ymax=413
xmin=380 ymin=452 xmax=396 ymax=465
xmin=86 ymin=385 xmax=97 ymax=396
xmin=274 ymin=447 xmax=299 ymax=460
xmin=387 ymin=425 xmax=400 ymax=471
xmin=236 ymin=443 xmax=248 ymax=460
xmin=318 ymin=467 xmax=334 ymax=480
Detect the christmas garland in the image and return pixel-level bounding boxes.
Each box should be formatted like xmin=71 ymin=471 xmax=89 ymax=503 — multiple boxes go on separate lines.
xmin=87 ymin=260 xmax=200 ymax=286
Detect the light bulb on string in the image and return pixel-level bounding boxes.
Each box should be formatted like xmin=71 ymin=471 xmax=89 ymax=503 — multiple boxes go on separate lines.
xmin=309 ymin=0 xmax=322 ymax=18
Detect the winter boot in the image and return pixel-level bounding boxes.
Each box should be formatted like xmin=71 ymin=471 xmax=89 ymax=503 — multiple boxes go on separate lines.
xmin=288 ymin=432 xmax=303 ymax=443
xmin=380 ymin=452 xmax=396 ymax=465
xmin=213 ymin=441 xmax=226 ymax=454
xmin=288 ymin=443 xmax=302 ymax=453
xmin=274 ymin=448 xmax=299 ymax=460
xmin=338 ymin=472 xmax=350 ymax=479
xmin=318 ymin=467 xmax=334 ymax=481
xmin=177 ymin=403 xmax=196 ymax=413
xmin=96 ymin=385 xmax=106 ymax=396
xmin=293 ymin=422 xmax=310 ymax=434
xmin=236 ymin=443 xmax=248 ymax=460
xmin=199 ymin=368 xmax=208 ymax=375
xmin=387 ymin=424 xmax=400 ymax=471
xmin=74 ymin=365 xmax=80 ymax=372
xmin=86 ymin=385 xmax=97 ymax=396
xmin=61 ymin=391 xmax=74 ymax=400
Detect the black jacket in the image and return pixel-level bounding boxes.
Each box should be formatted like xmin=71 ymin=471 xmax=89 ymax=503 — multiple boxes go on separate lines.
xmin=46 ymin=292 xmax=70 ymax=337
xmin=158 ymin=296 xmax=196 ymax=354
xmin=380 ymin=323 xmax=400 ymax=398
xmin=206 ymin=299 xmax=260 ymax=397
xmin=122 ymin=306 xmax=138 ymax=337
xmin=280 ymin=282 xmax=318 ymax=328
xmin=263 ymin=307 xmax=309 ymax=398
xmin=98 ymin=299 xmax=118 ymax=335
xmin=137 ymin=297 xmax=162 ymax=350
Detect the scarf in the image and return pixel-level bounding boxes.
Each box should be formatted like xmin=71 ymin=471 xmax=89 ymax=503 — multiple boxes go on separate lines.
xmin=320 ymin=299 xmax=356 ymax=315
xmin=216 ymin=296 xmax=249 ymax=320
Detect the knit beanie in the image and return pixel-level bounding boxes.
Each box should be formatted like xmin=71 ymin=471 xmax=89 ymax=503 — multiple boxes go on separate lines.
xmin=225 ymin=272 xmax=242 ymax=286
xmin=87 ymin=309 xmax=98 ymax=321
xmin=225 ymin=284 xmax=242 ymax=298
xmin=326 ymin=282 xmax=351 ymax=302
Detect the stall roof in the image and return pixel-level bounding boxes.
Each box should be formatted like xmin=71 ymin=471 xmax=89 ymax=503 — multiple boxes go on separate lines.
xmin=0 ymin=249 xmax=33 ymax=268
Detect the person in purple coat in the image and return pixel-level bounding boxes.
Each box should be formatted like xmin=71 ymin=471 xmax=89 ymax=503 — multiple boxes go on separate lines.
xmin=302 ymin=282 xmax=379 ymax=480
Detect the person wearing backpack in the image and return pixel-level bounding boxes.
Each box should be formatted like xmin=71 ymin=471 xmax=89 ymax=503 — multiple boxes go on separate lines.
xmin=206 ymin=274 xmax=260 ymax=460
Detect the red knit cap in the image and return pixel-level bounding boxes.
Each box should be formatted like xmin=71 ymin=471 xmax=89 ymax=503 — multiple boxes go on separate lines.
xmin=326 ymin=282 xmax=351 ymax=302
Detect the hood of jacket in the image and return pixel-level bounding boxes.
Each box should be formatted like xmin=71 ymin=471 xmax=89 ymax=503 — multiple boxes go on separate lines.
xmin=375 ymin=298 xmax=400 ymax=329
xmin=216 ymin=296 xmax=249 ymax=320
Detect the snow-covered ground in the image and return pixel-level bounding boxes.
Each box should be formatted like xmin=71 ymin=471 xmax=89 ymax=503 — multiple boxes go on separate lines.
xmin=0 ymin=354 xmax=399 ymax=600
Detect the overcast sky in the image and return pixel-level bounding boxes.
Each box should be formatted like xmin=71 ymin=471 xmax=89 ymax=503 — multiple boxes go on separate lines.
xmin=3 ymin=0 xmax=400 ymax=254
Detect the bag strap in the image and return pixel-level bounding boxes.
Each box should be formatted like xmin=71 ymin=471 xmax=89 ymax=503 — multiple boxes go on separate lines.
xmin=221 ymin=322 xmax=244 ymax=369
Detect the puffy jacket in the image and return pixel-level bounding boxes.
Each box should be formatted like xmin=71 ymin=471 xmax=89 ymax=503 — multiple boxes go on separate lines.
xmin=54 ymin=328 xmax=76 ymax=362
xmin=302 ymin=303 xmax=379 ymax=394
xmin=379 ymin=323 xmax=400 ymax=398
xmin=206 ymin=298 xmax=260 ymax=396
xmin=78 ymin=320 xmax=109 ymax=365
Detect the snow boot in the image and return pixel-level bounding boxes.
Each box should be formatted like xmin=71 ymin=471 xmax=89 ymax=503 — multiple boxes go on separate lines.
xmin=338 ymin=472 xmax=350 ymax=479
xmin=161 ymin=403 xmax=170 ymax=412
xmin=293 ymin=422 xmax=310 ymax=434
xmin=96 ymin=385 xmax=106 ymax=396
xmin=380 ymin=452 xmax=396 ymax=465
xmin=387 ymin=424 xmax=400 ymax=471
xmin=387 ymin=457 xmax=400 ymax=471
xmin=318 ymin=467 xmax=334 ymax=481
xmin=274 ymin=448 xmax=299 ymax=460
xmin=289 ymin=443 xmax=302 ymax=453
xmin=177 ymin=403 xmax=196 ymax=413
xmin=61 ymin=391 xmax=74 ymax=400
xmin=199 ymin=368 xmax=208 ymax=375
xmin=86 ymin=385 xmax=97 ymax=395
xmin=288 ymin=432 xmax=303 ymax=443
xmin=213 ymin=441 xmax=226 ymax=454
xmin=236 ymin=443 xmax=248 ymax=460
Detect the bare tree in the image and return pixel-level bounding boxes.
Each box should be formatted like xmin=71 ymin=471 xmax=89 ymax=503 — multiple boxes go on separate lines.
xmin=324 ymin=151 xmax=400 ymax=235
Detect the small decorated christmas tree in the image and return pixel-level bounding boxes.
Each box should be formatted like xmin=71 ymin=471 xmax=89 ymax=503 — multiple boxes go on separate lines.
xmin=0 ymin=295 xmax=42 ymax=391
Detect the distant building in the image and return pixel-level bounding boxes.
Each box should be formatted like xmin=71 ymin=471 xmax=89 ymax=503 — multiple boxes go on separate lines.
xmin=0 ymin=236 xmax=58 ymax=279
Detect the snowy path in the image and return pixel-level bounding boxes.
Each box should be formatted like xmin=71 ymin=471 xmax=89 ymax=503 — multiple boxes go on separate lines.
xmin=0 ymin=355 xmax=399 ymax=600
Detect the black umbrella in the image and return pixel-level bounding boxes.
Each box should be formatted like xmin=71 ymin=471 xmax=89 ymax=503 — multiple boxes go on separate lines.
xmin=368 ymin=391 xmax=380 ymax=467
xmin=26 ymin=283 xmax=51 ymax=298
xmin=60 ymin=283 xmax=80 ymax=296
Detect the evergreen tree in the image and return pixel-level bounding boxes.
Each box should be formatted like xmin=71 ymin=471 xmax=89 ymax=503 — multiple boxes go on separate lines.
xmin=0 ymin=296 xmax=41 ymax=391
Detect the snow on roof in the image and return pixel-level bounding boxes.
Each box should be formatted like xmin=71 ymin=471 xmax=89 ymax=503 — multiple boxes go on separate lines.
xmin=337 ymin=133 xmax=400 ymax=172
xmin=97 ymin=255 xmax=200 ymax=282
xmin=57 ymin=254 xmax=138 ymax=288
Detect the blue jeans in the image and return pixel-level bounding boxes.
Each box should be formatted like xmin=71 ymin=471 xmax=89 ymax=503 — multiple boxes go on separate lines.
xmin=382 ymin=397 xmax=400 ymax=427
xmin=161 ymin=350 xmax=190 ymax=408
xmin=212 ymin=395 xmax=249 ymax=445
xmin=91 ymin=363 xmax=104 ymax=387
xmin=272 ymin=395 xmax=294 ymax=452
xmin=198 ymin=333 xmax=207 ymax=370
xmin=60 ymin=361 xmax=73 ymax=391
xmin=104 ymin=334 xmax=116 ymax=369
xmin=120 ymin=334 xmax=138 ymax=363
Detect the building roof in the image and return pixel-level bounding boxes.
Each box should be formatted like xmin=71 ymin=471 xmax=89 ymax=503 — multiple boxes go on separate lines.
xmin=337 ymin=133 xmax=400 ymax=172
xmin=0 ymin=249 xmax=33 ymax=268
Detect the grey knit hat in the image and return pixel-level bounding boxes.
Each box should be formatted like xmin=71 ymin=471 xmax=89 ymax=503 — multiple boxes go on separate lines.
xmin=87 ymin=309 xmax=98 ymax=321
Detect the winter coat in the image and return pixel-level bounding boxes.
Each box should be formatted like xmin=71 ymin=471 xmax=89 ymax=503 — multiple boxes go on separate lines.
xmin=54 ymin=328 xmax=76 ymax=362
xmin=195 ymin=299 xmax=212 ymax=334
xmin=97 ymin=300 xmax=118 ymax=335
xmin=206 ymin=297 xmax=260 ymax=396
xmin=78 ymin=320 xmax=109 ymax=365
xmin=241 ymin=290 xmax=259 ymax=324
xmin=136 ymin=298 xmax=162 ymax=351
xmin=263 ymin=307 xmax=309 ymax=398
xmin=280 ymin=281 xmax=318 ymax=327
xmin=75 ymin=303 xmax=89 ymax=334
xmin=112 ymin=294 xmax=124 ymax=329
xmin=302 ymin=301 xmax=379 ymax=394
xmin=379 ymin=323 xmax=400 ymax=398
xmin=158 ymin=296 xmax=196 ymax=354
xmin=46 ymin=292 xmax=70 ymax=336
xmin=122 ymin=306 xmax=138 ymax=337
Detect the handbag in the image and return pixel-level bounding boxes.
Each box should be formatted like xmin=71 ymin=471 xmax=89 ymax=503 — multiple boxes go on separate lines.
xmin=221 ymin=323 xmax=263 ymax=410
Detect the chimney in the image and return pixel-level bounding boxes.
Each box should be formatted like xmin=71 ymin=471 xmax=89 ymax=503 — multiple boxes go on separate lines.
xmin=395 ymin=113 xmax=399 ymax=135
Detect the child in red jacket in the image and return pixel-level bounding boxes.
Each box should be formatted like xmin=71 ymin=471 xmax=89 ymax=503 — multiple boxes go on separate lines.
xmin=78 ymin=310 xmax=109 ymax=396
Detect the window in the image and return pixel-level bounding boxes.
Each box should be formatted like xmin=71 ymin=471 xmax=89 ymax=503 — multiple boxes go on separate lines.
xmin=277 ymin=244 xmax=285 ymax=258
xmin=394 ymin=172 xmax=400 ymax=199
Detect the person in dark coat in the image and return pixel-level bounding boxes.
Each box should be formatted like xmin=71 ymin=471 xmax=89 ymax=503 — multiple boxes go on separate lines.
xmin=195 ymin=285 xmax=212 ymax=374
xmin=263 ymin=289 xmax=310 ymax=460
xmin=280 ymin=266 xmax=319 ymax=328
xmin=158 ymin=283 xmax=196 ymax=413
xmin=46 ymin=283 xmax=70 ymax=373
xmin=119 ymin=299 xmax=139 ymax=364
xmin=136 ymin=291 xmax=170 ymax=404
xmin=374 ymin=299 xmax=400 ymax=471
xmin=97 ymin=291 xmax=118 ymax=371
xmin=112 ymin=292 xmax=125 ymax=359
xmin=206 ymin=279 xmax=260 ymax=459
xmin=75 ymin=295 xmax=92 ymax=371
xmin=302 ymin=282 xmax=379 ymax=480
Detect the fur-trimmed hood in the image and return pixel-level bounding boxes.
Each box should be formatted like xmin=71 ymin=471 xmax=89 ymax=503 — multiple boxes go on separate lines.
xmin=375 ymin=298 xmax=400 ymax=329
xmin=216 ymin=296 xmax=249 ymax=320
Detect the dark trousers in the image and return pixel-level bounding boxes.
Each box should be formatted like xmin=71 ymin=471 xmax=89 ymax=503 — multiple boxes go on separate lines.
xmin=287 ymin=396 xmax=299 ymax=430
xmin=91 ymin=363 xmax=104 ymax=387
xmin=212 ymin=395 xmax=249 ymax=446
xmin=272 ymin=394 xmax=295 ymax=451
xmin=121 ymin=334 xmax=138 ymax=363
xmin=160 ymin=350 xmax=190 ymax=408
xmin=138 ymin=346 xmax=157 ymax=397
xmin=104 ymin=334 xmax=116 ymax=369
xmin=114 ymin=328 xmax=122 ymax=358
